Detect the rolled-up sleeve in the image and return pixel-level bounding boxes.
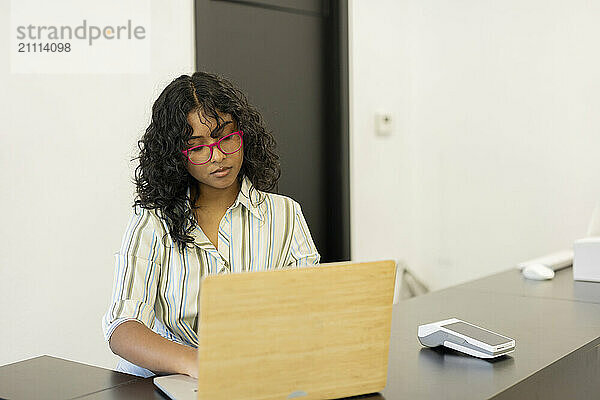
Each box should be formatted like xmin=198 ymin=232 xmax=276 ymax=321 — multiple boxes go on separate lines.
xmin=286 ymin=201 xmax=321 ymax=267
xmin=102 ymin=207 xmax=162 ymax=342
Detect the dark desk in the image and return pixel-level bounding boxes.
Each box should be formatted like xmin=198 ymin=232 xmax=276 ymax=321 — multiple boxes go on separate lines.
xmin=0 ymin=356 xmax=153 ymax=400
xmin=2 ymin=268 xmax=599 ymax=399
xmin=0 ymin=356 xmax=381 ymax=400
xmin=384 ymin=285 xmax=600 ymax=399
xmin=456 ymin=267 xmax=600 ymax=304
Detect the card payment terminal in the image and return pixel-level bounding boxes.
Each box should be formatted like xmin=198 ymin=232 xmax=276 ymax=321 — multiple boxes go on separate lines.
xmin=418 ymin=318 xmax=515 ymax=358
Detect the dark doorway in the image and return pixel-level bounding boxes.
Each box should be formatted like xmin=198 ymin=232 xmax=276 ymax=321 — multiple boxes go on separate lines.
xmin=194 ymin=0 xmax=349 ymax=262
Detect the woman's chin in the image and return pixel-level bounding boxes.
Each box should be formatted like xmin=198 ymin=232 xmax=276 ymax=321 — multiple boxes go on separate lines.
xmin=203 ymin=174 xmax=238 ymax=190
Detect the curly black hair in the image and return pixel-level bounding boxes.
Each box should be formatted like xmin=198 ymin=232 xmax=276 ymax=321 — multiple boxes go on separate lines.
xmin=133 ymin=71 xmax=281 ymax=252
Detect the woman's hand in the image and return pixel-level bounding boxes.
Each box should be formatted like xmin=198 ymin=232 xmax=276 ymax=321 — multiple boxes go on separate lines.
xmin=109 ymin=320 xmax=200 ymax=378
xmin=183 ymin=347 xmax=199 ymax=379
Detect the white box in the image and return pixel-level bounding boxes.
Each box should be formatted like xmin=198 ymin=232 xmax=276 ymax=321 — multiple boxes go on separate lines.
xmin=573 ymin=237 xmax=600 ymax=282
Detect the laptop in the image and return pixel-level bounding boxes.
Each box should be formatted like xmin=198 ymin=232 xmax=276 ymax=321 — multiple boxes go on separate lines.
xmin=154 ymin=260 xmax=396 ymax=400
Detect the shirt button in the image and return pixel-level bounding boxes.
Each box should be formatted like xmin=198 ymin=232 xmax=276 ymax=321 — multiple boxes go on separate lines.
xmin=218 ymin=262 xmax=231 ymax=274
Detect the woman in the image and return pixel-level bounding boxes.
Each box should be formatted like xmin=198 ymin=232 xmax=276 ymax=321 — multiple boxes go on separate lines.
xmin=102 ymin=72 xmax=320 ymax=378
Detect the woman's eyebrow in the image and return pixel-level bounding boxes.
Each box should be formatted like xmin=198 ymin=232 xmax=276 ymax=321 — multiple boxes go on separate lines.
xmin=189 ymin=120 xmax=234 ymax=140
xmin=210 ymin=120 xmax=233 ymax=136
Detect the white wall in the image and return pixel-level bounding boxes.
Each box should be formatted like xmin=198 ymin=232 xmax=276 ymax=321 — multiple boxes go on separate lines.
xmin=350 ymin=0 xmax=600 ymax=290
xmin=0 ymin=1 xmax=194 ymax=369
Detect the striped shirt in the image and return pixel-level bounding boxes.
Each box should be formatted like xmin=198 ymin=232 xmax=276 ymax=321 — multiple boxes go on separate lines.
xmin=102 ymin=176 xmax=320 ymax=350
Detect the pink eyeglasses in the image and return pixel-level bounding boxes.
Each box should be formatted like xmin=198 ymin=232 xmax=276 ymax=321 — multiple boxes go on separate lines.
xmin=182 ymin=131 xmax=244 ymax=165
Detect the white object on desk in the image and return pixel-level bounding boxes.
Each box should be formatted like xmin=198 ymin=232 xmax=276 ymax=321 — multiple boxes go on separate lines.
xmin=572 ymin=202 xmax=600 ymax=282
xmin=517 ymin=249 xmax=573 ymax=272
xmin=573 ymin=237 xmax=600 ymax=282
xmin=521 ymin=263 xmax=555 ymax=280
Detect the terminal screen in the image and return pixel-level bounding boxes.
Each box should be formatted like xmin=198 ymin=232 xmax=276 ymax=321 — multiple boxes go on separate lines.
xmin=444 ymin=322 xmax=511 ymax=346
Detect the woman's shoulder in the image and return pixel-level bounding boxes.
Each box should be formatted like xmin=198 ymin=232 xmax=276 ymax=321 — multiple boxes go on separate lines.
xmin=252 ymin=191 xmax=306 ymax=227
xmin=262 ymin=191 xmax=300 ymax=211
xmin=242 ymin=180 xmax=300 ymax=216
xmin=129 ymin=205 xmax=167 ymax=226
xmin=126 ymin=205 xmax=172 ymax=244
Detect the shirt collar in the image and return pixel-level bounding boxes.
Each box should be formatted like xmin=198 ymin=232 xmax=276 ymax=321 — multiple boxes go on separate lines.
xmin=232 ymin=176 xmax=264 ymax=221
xmin=186 ymin=175 xmax=264 ymax=221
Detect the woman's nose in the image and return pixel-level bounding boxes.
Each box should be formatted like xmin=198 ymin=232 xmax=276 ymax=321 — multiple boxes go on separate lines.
xmin=211 ymin=146 xmax=226 ymax=162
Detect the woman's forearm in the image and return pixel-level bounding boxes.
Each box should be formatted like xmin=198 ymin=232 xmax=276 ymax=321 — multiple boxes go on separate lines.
xmin=109 ymin=320 xmax=198 ymax=377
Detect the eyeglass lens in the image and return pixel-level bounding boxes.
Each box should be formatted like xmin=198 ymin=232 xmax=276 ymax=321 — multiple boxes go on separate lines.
xmin=187 ymin=132 xmax=242 ymax=165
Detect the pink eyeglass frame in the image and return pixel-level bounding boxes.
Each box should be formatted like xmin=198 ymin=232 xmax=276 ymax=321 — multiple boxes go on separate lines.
xmin=181 ymin=131 xmax=244 ymax=165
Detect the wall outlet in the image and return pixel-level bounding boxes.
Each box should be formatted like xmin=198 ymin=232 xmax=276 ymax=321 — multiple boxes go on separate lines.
xmin=375 ymin=112 xmax=393 ymax=136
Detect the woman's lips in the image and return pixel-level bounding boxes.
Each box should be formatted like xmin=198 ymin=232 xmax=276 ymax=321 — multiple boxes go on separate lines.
xmin=211 ymin=167 xmax=231 ymax=178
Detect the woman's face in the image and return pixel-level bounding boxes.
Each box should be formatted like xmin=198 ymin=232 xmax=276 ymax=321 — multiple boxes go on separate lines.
xmin=185 ymin=109 xmax=243 ymax=191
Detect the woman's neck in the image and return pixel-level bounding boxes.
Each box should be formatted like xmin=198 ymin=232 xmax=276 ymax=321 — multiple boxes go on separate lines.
xmin=193 ymin=179 xmax=241 ymax=211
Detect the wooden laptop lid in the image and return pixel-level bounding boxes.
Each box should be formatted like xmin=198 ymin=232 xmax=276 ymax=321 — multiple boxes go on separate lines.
xmin=196 ymin=260 xmax=396 ymax=400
